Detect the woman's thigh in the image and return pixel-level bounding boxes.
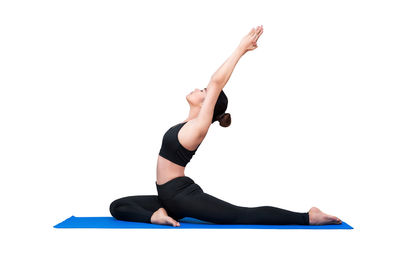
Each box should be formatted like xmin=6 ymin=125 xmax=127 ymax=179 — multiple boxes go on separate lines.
xmin=166 ymin=186 xmax=244 ymax=224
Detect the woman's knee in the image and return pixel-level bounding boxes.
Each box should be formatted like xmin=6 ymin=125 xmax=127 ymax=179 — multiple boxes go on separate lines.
xmin=109 ymin=199 xmax=119 ymax=217
xmin=109 ymin=197 xmax=128 ymax=218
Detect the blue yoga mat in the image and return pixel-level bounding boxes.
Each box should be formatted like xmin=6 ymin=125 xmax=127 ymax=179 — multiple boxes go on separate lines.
xmin=54 ymin=216 xmax=353 ymax=229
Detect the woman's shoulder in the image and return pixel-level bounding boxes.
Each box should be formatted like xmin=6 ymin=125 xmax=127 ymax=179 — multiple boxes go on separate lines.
xmin=177 ymin=119 xmax=206 ymax=151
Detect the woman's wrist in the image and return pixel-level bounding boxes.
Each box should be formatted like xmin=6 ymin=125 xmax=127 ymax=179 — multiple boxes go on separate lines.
xmin=236 ymin=45 xmax=247 ymax=56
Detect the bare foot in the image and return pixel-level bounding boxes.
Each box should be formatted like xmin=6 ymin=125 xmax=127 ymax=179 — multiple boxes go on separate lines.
xmin=308 ymin=207 xmax=342 ymax=225
xmin=150 ymin=207 xmax=181 ymax=227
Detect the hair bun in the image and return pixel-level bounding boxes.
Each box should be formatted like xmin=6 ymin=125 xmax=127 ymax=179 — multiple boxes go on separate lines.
xmin=218 ymin=113 xmax=231 ymax=127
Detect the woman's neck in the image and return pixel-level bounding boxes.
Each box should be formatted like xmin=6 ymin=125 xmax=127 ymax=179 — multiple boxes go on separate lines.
xmin=184 ymin=106 xmax=201 ymax=122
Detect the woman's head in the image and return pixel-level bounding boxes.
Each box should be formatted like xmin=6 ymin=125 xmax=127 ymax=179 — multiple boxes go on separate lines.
xmin=186 ymin=88 xmax=231 ymax=127
xmin=186 ymin=88 xmax=207 ymax=107
xmin=211 ymin=90 xmax=231 ymax=127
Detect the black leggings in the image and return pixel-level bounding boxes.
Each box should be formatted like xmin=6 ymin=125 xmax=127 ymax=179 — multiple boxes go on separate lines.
xmin=110 ymin=176 xmax=309 ymax=225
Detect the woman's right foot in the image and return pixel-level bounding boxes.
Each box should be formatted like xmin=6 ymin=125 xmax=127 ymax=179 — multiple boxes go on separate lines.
xmin=150 ymin=207 xmax=180 ymax=227
xmin=308 ymin=207 xmax=342 ymax=225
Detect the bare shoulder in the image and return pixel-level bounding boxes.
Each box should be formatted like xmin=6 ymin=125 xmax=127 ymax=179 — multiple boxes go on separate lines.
xmin=177 ymin=119 xmax=209 ymax=151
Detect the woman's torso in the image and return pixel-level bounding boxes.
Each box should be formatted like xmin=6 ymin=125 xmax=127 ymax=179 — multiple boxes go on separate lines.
xmin=156 ymin=119 xmax=205 ymax=185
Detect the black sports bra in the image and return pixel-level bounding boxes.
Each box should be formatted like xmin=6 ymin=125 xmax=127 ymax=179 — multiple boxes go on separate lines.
xmin=159 ymin=121 xmax=201 ymax=167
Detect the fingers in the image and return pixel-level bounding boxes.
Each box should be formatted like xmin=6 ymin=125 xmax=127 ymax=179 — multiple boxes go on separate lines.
xmin=248 ymin=25 xmax=263 ymax=35
xmin=254 ymin=25 xmax=263 ymax=42
xmin=248 ymin=27 xmax=255 ymax=35
xmin=250 ymin=25 xmax=261 ymax=37
xmin=253 ymin=26 xmax=263 ymax=39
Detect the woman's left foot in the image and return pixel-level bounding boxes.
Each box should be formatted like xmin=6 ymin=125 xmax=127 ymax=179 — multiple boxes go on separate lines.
xmin=308 ymin=207 xmax=342 ymax=225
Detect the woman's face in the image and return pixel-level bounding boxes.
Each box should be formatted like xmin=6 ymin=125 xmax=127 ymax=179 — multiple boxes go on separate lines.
xmin=186 ymin=88 xmax=207 ymax=106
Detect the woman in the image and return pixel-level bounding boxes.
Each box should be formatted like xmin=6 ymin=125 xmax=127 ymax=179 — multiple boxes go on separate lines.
xmin=110 ymin=25 xmax=342 ymax=227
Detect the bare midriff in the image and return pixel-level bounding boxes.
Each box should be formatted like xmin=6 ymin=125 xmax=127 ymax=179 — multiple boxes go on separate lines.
xmin=156 ymin=155 xmax=186 ymax=185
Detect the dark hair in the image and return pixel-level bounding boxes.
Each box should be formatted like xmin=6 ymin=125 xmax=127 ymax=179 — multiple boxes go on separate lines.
xmin=212 ymin=90 xmax=231 ymax=127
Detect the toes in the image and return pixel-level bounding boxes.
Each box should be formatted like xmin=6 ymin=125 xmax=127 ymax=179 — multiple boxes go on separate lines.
xmin=330 ymin=217 xmax=341 ymax=224
xmin=167 ymin=217 xmax=181 ymax=227
xmin=166 ymin=217 xmax=176 ymax=226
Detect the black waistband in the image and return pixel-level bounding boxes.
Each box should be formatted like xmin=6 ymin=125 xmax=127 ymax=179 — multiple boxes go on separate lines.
xmin=156 ymin=176 xmax=195 ymax=201
xmin=156 ymin=176 xmax=194 ymax=188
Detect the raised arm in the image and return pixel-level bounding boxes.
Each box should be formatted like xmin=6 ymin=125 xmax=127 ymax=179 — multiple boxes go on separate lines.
xmin=210 ymin=47 xmax=245 ymax=90
xmin=212 ymin=25 xmax=263 ymax=86
xmin=195 ymin=25 xmax=264 ymax=135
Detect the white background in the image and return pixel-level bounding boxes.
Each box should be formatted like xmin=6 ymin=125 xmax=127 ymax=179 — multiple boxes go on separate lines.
xmin=1 ymin=0 xmax=399 ymax=266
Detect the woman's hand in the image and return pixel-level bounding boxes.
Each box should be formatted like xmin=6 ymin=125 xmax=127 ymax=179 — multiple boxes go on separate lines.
xmin=150 ymin=207 xmax=181 ymax=227
xmin=238 ymin=25 xmax=264 ymax=54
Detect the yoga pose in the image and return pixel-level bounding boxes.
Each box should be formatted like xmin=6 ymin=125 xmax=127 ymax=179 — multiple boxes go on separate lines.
xmin=110 ymin=25 xmax=342 ymax=227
